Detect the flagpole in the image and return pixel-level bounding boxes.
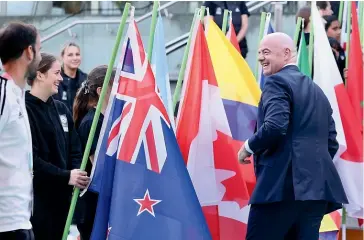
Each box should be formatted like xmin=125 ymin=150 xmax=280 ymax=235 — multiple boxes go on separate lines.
xmin=255 ymin=12 xmax=267 ymax=80
xmin=346 ymin=2 xmax=352 ymax=68
xmin=360 ymin=1 xmax=364 ymax=44
xmin=342 ymin=207 xmax=347 ymax=240
xmin=342 ymin=4 xmax=352 ymax=238
xmin=222 ymin=9 xmax=229 ymax=34
xmin=200 ymin=6 xmax=206 ymax=24
xmin=308 ymin=16 xmax=314 ymax=77
xmin=297 ymin=18 xmax=305 ymax=65
xmin=294 ymin=17 xmax=302 ymax=46
xmin=147 ymin=1 xmax=159 ymax=62
xmin=61 ymin=3 xmax=131 ymax=240
xmin=338 ymin=1 xmax=344 ymax=24
xmin=172 ymin=9 xmax=199 ymax=112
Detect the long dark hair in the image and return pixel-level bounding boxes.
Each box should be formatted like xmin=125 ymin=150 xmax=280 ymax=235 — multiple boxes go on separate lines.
xmin=73 ymin=65 xmax=116 ymax=128
xmin=27 ymin=52 xmax=57 ymax=86
xmin=323 ymin=15 xmax=339 ymax=31
xmin=296 ymin=6 xmax=311 ymax=30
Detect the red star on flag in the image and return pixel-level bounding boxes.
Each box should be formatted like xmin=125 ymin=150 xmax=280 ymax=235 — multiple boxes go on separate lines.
xmin=134 ymin=189 xmax=161 ymax=217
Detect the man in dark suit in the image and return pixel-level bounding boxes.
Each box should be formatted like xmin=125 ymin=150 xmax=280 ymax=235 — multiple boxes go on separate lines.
xmin=238 ymin=32 xmax=348 ymax=240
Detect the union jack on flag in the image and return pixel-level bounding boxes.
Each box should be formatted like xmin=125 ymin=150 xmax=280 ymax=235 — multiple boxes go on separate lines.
xmin=105 ymin=22 xmax=170 ymax=174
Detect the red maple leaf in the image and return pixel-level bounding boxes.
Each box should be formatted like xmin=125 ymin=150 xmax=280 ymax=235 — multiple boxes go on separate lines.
xmin=213 ymin=131 xmax=250 ymax=208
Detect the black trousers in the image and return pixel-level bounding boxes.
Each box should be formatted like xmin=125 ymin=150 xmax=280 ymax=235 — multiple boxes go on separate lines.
xmin=241 ymin=48 xmax=248 ymax=59
xmin=0 ymin=229 xmax=34 ymax=240
xmin=76 ymin=192 xmax=98 ymax=240
xmin=246 ymin=200 xmax=328 ymax=240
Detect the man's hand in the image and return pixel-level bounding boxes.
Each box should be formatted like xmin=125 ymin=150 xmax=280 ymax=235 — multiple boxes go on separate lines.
xmin=238 ymin=145 xmax=252 ymax=164
xmin=69 ymin=169 xmax=90 ymax=189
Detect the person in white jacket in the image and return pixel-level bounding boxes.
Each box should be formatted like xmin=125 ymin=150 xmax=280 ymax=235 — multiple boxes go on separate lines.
xmin=0 ymin=21 xmax=41 ymax=239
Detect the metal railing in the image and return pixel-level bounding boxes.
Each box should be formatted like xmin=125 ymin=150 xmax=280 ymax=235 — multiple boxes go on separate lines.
xmin=42 ymin=0 xmax=273 ymax=54
xmin=41 ymin=1 xmax=272 ymax=44
xmin=165 ymin=32 xmax=189 ymax=49
xmin=41 ymin=1 xmax=178 ymax=43
xmin=166 ymin=38 xmax=188 ymax=55
xmin=246 ymin=1 xmax=272 ymax=13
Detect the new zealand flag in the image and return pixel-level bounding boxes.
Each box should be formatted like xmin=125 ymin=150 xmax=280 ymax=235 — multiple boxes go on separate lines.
xmin=87 ymin=20 xmax=211 ymax=240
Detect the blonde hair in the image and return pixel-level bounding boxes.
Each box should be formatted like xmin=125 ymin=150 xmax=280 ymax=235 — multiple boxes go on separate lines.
xmin=61 ymin=42 xmax=80 ymax=57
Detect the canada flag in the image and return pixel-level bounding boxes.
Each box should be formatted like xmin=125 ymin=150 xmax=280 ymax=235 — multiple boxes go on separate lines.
xmin=176 ymin=19 xmax=250 ymax=239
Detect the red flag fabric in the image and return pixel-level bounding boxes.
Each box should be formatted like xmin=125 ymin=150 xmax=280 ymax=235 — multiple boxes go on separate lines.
xmin=358 ymin=218 xmax=363 ymax=227
xmin=226 ymin=20 xmax=240 ymax=53
xmin=224 ymin=19 xmax=255 ymax=197
xmin=347 ymin=1 xmax=363 ymax=125
xmin=312 ymin=4 xmax=363 ymax=218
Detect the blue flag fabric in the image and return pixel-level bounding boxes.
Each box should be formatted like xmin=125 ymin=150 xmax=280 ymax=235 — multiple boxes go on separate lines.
xmin=151 ymin=15 xmax=175 ymax=129
xmin=318 ymin=231 xmax=339 ymax=240
xmin=258 ymin=22 xmax=274 ymax=89
xmin=89 ymin=20 xmax=211 ymax=240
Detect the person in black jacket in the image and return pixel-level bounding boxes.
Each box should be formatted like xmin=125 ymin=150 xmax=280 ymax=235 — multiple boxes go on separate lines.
xmin=53 ymin=42 xmax=87 ymax=112
xmin=203 ymin=1 xmax=250 ymax=58
xmin=73 ymin=65 xmax=116 ymax=240
xmin=25 ymin=53 xmax=90 ymax=240
xmin=323 ymin=15 xmax=346 ymax=82
xmin=296 ymin=6 xmax=311 ymax=48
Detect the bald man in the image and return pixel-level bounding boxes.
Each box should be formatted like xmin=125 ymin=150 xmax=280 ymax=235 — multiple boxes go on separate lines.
xmin=238 ymin=33 xmax=347 ymax=239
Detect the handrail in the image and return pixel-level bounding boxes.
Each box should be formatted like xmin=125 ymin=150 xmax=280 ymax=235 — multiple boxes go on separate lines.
xmin=39 ymin=2 xmax=87 ymax=32
xmin=165 ymin=32 xmax=189 ymax=48
xmin=166 ymin=38 xmax=188 ymax=55
xmin=248 ymin=1 xmax=272 ymax=13
xmin=246 ymin=1 xmax=255 ymax=7
xmin=41 ymin=1 xmax=178 ymax=43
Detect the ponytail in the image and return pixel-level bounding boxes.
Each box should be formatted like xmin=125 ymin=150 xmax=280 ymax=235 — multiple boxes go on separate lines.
xmin=73 ymin=81 xmax=92 ymax=128
xmin=72 ymin=65 xmax=116 ymax=128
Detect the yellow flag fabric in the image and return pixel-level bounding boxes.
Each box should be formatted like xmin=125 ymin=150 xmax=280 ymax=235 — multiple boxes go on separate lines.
xmin=205 ymin=19 xmax=261 ymax=107
xmin=319 ymin=214 xmax=339 ymax=232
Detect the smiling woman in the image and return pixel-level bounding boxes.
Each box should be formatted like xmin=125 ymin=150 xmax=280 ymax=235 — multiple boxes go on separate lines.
xmin=27 ymin=53 xmax=62 ymax=98
xmin=25 ymin=53 xmax=89 ymax=240
xmin=53 ymin=42 xmax=88 ymax=112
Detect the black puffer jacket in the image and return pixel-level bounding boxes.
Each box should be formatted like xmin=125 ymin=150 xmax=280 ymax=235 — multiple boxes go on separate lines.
xmin=25 ymin=92 xmax=82 ymax=240
xmin=53 ymin=68 xmax=87 ymax=112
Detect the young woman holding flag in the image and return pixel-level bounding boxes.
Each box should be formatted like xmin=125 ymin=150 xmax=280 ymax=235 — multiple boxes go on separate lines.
xmin=25 ymin=53 xmax=89 ymax=240
xmin=73 ymin=65 xmax=116 ymax=240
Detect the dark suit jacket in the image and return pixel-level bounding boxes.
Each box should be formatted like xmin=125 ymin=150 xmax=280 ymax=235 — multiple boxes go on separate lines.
xmin=247 ymin=65 xmax=348 ymax=213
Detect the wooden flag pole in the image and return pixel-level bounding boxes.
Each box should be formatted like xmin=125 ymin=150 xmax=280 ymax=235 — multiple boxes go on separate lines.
xmin=200 ymin=6 xmax=206 ymax=23
xmin=222 ymin=9 xmax=229 ymax=34
xmin=346 ymin=2 xmax=352 ymax=68
xmin=308 ymin=16 xmax=314 ymax=77
xmin=338 ymin=1 xmax=344 ymax=24
xmin=172 ymin=9 xmax=199 ymax=112
xmin=255 ymin=12 xmax=267 ymax=80
xmin=294 ymin=17 xmax=302 ymax=46
xmin=61 ymin=3 xmax=132 ymax=240
xmin=360 ymin=1 xmax=364 ymax=44
xmin=341 ymin=3 xmax=351 ymax=240
xmin=147 ymin=1 xmax=159 ymax=62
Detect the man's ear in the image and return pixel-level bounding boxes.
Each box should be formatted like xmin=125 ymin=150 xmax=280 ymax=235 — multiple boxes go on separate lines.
xmin=24 ymin=45 xmax=34 ymax=62
xmin=285 ymin=48 xmax=291 ymax=59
